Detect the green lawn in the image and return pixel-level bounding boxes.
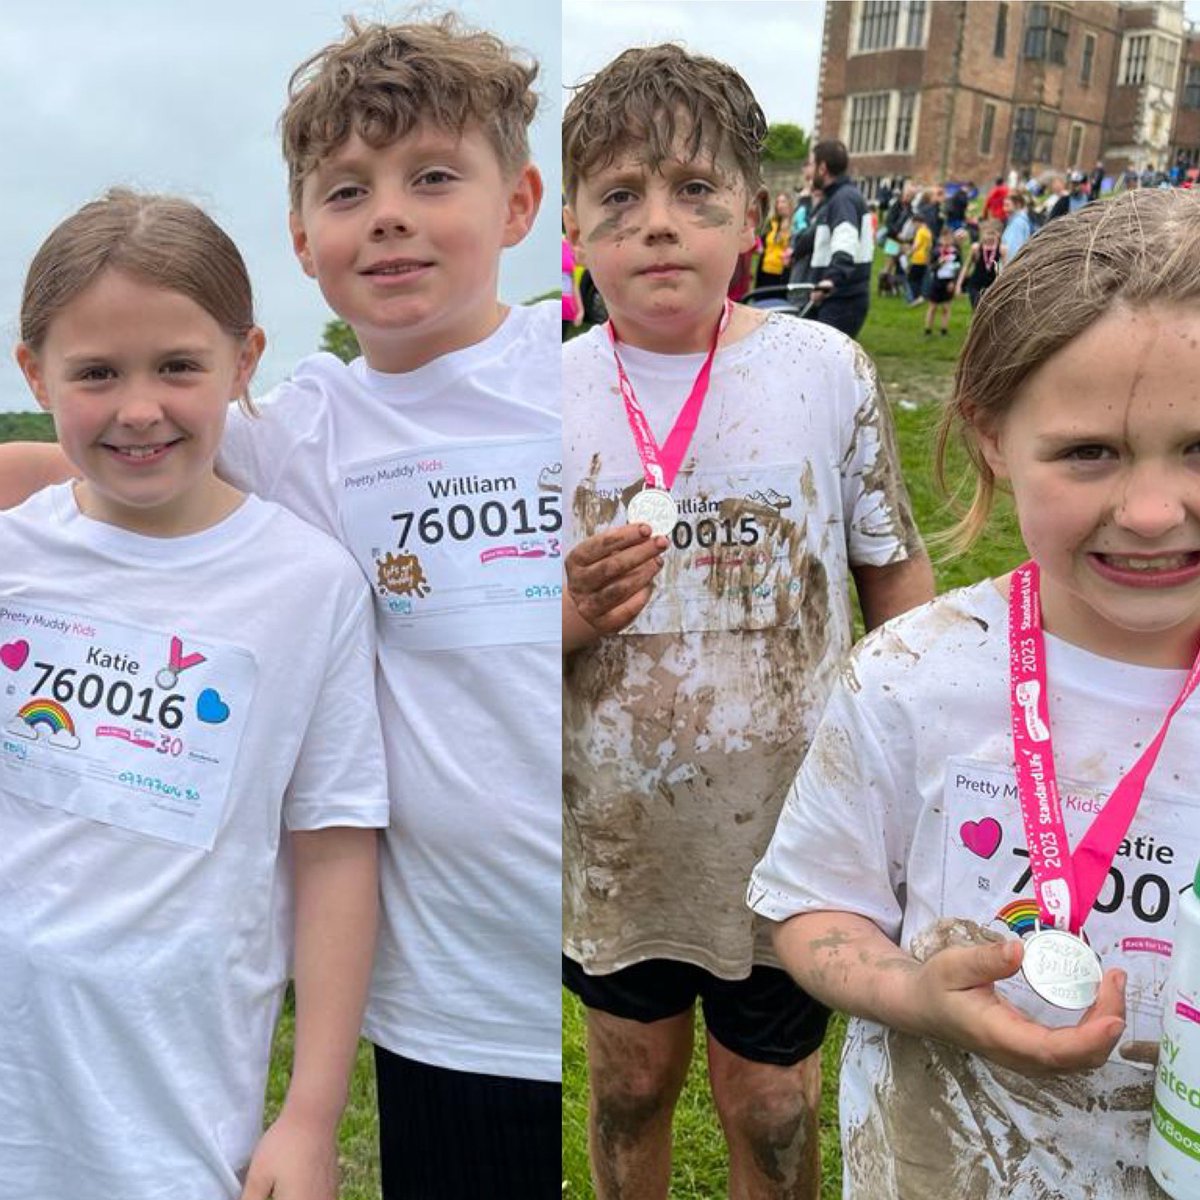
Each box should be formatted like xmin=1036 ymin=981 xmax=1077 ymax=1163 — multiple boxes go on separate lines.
xmin=561 ymin=282 xmax=1028 ymax=1199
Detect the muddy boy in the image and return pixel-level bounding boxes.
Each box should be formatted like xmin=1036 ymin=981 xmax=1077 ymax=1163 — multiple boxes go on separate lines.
xmin=560 ymin=42 xmax=934 ymax=1199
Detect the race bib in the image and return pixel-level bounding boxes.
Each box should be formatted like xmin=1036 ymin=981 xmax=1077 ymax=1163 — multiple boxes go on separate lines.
xmin=941 ymin=756 xmax=1200 ymax=1063
xmin=577 ymin=464 xmax=838 ymax=635
xmin=340 ymin=437 xmax=562 ymax=651
xmin=0 ymin=602 xmax=256 ymax=851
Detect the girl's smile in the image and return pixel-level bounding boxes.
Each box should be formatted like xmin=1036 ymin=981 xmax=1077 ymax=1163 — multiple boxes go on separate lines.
xmin=980 ymin=303 xmax=1200 ymax=668
xmin=17 ymin=268 xmax=262 ymax=537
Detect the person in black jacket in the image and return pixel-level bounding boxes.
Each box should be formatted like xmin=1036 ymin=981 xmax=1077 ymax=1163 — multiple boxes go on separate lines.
xmin=806 ymin=140 xmax=872 ymax=339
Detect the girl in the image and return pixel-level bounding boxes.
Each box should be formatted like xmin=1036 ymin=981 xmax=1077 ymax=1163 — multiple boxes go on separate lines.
xmin=924 ymin=225 xmax=962 ymax=336
xmin=749 ymin=190 xmax=1200 ymax=1197
xmin=755 ymin=191 xmax=794 ymax=288
xmin=958 ymin=219 xmax=1006 ymax=310
xmin=0 ymin=191 xmax=388 ymax=1200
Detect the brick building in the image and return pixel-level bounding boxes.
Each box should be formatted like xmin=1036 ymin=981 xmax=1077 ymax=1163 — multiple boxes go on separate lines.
xmin=817 ymin=0 xmax=1197 ymax=193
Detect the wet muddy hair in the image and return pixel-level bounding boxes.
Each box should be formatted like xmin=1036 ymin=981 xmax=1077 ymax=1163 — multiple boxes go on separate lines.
xmin=281 ymin=14 xmax=539 ymax=210
xmin=562 ymin=43 xmax=767 ymax=202
xmin=935 ymin=188 xmax=1200 ymax=551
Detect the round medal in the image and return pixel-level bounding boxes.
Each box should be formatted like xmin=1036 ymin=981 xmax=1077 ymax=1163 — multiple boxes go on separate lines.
xmin=155 ymin=668 xmax=178 ymax=690
xmin=627 ymin=487 xmax=679 ymax=538
xmin=1020 ymin=927 xmax=1103 ymax=1010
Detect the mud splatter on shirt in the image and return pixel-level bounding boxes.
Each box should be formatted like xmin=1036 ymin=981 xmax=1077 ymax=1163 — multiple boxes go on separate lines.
xmin=564 ymin=315 xmax=921 ymax=975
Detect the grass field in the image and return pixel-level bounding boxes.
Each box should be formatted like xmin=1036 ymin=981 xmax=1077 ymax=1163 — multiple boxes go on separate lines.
xmin=1 ymin=276 xmax=1027 ymax=1199
xmin=561 ymin=283 xmax=1027 ymax=1200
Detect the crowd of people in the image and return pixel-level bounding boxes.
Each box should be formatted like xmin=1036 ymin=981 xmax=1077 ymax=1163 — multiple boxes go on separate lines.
xmin=868 ymin=159 xmax=1199 ymax=331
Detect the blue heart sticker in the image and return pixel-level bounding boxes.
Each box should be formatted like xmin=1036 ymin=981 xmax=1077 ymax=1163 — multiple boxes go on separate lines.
xmin=196 ymin=688 xmax=230 ymax=724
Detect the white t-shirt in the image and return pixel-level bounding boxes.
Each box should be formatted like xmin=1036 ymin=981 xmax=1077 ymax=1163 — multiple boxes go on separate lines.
xmin=219 ymin=301 xmax=561 ymax=1081
xmin=750 ymin=581 xmax=1198 ymax=1198
xmin=564 ymin=314 xmax=923 ymax=977
xmin=0 ymin=485 xmax=388 ymax=1200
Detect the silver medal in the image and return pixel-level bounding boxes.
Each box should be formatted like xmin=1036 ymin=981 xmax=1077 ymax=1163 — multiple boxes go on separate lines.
xmin=1020 ymin=927 xmax=1103 ymax=1010
xmin=627 ymin=487 xmax=679 ymax=538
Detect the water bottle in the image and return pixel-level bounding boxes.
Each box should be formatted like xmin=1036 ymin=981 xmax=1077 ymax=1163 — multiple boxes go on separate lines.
xmin=1149 ymin=859 xmax=1200 ymax=1197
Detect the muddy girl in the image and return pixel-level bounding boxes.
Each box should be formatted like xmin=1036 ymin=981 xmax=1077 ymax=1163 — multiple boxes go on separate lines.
xmin=751 ymin=188 xmax=1200 ymax=1198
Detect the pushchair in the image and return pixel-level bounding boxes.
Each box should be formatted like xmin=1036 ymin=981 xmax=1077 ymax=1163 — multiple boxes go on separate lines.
xmin=740 ymin=281 xmax=816 ymax=318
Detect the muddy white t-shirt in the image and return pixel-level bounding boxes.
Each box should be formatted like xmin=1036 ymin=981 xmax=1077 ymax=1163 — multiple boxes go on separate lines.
xmin=0 ymin=485 xmax=388 ymax=1200
xmin=564 ymin=313 xmax=922 ymax=977
xmin=750 ymin=581 xmax=1194 ymax=1198
xmin=219 ymin=301 xmax=561 ymax=1081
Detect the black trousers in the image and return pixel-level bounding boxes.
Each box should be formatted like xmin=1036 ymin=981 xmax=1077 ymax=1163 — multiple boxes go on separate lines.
xmin=374 ymin=1045 xmax=561 ymax=1199
xmin=812 ymin=293 xmax=870 ymax=339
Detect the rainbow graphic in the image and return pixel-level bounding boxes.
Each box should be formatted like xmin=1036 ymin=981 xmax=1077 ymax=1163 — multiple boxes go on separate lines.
xmin=17 ymin=699 xmax=75 ymax=737
xmin=995 ymin=898 xmax=1041 ymax=938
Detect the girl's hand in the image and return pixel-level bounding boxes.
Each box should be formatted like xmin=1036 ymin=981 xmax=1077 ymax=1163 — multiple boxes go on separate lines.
xmin=239 ymin=1110 xmax=339 ymax=1200
xmin=911 ymin=938 xmax=1127 ymax=1076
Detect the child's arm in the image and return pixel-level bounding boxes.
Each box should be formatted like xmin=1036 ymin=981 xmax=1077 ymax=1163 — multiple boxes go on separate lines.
xmin=240 ymin=826 xmax=379 ymax=1200
xmin=956 ymin=247 xmax=975 ymax=293
xmin=563 ymin=524 xmax=667 ymax=655
xmin=852 ymin=558 xmax=935 ymax=631
xmin=772 ymin=910 xmax=1127 ymax=1077
xmin=0 ymin=442 xmax=75 ymax=508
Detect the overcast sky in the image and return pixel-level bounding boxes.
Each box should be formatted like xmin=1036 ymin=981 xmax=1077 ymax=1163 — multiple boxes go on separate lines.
xmin=0 ymin=1 xmax=561 ymax=413
xmin=4 ymin=1 xmax=1199 ymax=412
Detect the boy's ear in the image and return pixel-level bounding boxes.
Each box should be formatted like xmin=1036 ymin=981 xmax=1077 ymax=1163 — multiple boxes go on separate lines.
xmin=501 ymin=163 xmax=544 ymax=249
xmin=738 ymin=194 xmax=758 ymax=254
xmin=563 ymin=204 xmax=585 ymax=268
xmin=15 ymin=344 xmax=51 ymax=412
xmin=289 ymin=211 xmax=318 ymax=279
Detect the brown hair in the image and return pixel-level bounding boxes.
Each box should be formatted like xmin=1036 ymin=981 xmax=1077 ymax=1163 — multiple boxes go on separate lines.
xmin=935 ymin=188 xmax=1200 ymax=550
xmin=20 ymin=189 xmax=258 ymax=409
xmin=281 ymin=15 xmax=538 ymax=210
xmin=813 ymin=138 xmax=849 ymax=179
xmin=562 ymin=44 xmax=767 ymax=201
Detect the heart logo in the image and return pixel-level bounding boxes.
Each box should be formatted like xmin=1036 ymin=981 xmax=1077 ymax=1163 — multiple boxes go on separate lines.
xmin=960 ymin=817 xmax=1002 ymax=859
xmin=196 ymin=688 xmax=230 ymax=724
xmin=0 ymin=640 xmax=29 ymax=672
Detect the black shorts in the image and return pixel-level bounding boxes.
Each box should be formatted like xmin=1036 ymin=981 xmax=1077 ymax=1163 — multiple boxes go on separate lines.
xmin=374 ymin=1046 xmax=560 ymax=1199
xmin=563 ymin=954 xmax=829 ymax=1067
xmin=929 ymin=276 xmax=956 ymax=304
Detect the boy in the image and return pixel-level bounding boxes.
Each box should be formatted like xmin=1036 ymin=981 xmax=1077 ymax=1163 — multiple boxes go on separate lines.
xmin=561 ymin=44 xmax=934 ymax=1200
xmin=0 ymin=17 xmax=560 ymax=1200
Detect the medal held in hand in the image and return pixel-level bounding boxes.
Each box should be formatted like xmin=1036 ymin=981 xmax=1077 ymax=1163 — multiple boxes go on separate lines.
xmin=1008 ymin=561 xmax=1200 ymax=1009
xmin=625 ymin=487 xmax=679 ymax=538
xmin=1020 ymin=926 xmax=1104 ymax=1011
xmin=607 ymin=300 xmax=731 ymax=539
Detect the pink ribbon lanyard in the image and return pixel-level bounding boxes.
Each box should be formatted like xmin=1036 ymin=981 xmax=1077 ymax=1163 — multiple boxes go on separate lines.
xmin=607 ymin=299 xmax=731 ymax=491
xmin=1008 ymin=561 xmax=1200 ymax=933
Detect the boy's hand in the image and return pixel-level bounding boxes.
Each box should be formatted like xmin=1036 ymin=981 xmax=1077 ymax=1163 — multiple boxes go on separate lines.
xmin=240 ymin=1109 xmax=339 ymax=1200
xmin=911 ymin=938 xmax=1126 ymax=1076
xmin=566 ymin=524 xmax=667 ymax=637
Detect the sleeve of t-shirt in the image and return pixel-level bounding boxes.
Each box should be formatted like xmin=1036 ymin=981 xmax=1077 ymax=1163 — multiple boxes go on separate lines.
xmin=217 ymin=366 xmax=343 ymax=541
xmin=283 ymin=578 xmax=390 ymax=831
xmin=838 ymin=348 xmax=924 ymax=568
xmin=747 ymin=663 xmax=909 ymax=941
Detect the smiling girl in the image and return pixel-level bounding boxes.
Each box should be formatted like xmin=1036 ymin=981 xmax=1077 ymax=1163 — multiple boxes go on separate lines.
xmin=0 ymin=190 xmax=387 ymax=1200
xmin=750 ymin=189 xmax=1200 ymax=1198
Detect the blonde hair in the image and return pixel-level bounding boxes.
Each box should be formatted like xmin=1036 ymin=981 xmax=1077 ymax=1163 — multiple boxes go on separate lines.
xmin=20 ymin=189 xmax=259 ymax=410
xmin=936 ymin=188 xmax=1200 ymax=550
xmin=281 ymin=14 xmax=538 ymax=210
xmin=562 ymin=43 xmax=767 ymax=201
